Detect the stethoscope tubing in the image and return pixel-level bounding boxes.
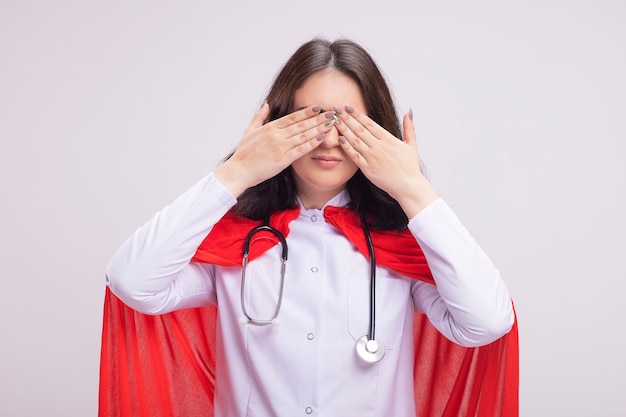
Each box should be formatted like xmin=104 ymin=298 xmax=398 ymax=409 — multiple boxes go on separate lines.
xmin=360 ymin=212 xmax=377 ymax=343
xmin=240 ymin=224 xmax=288 ymax=325
xmin=240 ymin=213 xmax=384 ymax=362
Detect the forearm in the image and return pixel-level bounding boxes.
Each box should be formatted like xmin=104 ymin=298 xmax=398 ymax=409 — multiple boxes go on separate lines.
xmin=106 ymin=173 xmax=236 ymax=313
xmin=409 ymin=199 xmax=514 ymax=346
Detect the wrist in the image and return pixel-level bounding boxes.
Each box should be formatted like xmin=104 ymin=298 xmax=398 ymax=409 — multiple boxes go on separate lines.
xmin=395 ymin=181 xmax=440 ymax=219
xmin=213 ymin=160 xmax=254 ymax=197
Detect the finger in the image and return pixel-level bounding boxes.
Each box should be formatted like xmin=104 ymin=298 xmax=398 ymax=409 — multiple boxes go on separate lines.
xmin=285 ymin=119 xmax=335 ymax=148
xmin=336 ymin=125 xmax=369 ymax=159
xmin=336 ymin=104 xmax=388 ymax=146
xmin=402 ymin=108 xmax=417 ymax=148
xmin=284 ymin=128 xmax=327 ymax=159
xmin=337 ymin=133 xmax=369 ymax=168
xmin=334 ymin=110 xmax=373 ymax=153
xmin=243 ymin=102 xmax=271 ymax=135
xmin=269 ymin=107 xmax=337 ymax=146
xmin=273 ymin=105 xmax=326 ymax=129
xmin=281 ymin=111 xmax=337 ymax=144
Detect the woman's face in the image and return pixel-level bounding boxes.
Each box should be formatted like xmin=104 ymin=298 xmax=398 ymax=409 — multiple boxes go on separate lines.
xmin=291 ymin=69 xmax=366 ymax=209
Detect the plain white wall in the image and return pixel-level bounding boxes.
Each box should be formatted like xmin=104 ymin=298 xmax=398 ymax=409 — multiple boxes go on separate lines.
xmin=1 ymin=1 xmax=624 ymax=416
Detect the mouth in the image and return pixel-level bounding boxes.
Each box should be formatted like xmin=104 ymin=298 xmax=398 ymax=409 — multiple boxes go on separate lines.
xmin=312 ymin=155 xmax=341 ymax=168
xmin=312 ymin=155 xmax=341 ymax=162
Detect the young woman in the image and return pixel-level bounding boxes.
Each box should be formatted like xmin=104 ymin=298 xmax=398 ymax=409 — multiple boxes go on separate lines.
xmin=102 ymin=39 xmax=517 ymax=417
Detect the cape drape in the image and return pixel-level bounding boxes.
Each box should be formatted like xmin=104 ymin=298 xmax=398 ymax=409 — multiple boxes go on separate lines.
xmin=99 ymin=206 xmax=518 ymax=416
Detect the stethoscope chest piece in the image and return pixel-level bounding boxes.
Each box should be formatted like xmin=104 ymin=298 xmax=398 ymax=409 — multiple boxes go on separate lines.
xmin=356 ymin=335 xmax=385 ymax=363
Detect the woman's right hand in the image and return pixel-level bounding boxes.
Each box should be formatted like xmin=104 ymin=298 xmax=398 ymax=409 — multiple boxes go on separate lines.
xmin=214 ymin=103 xmax=336 ymax=197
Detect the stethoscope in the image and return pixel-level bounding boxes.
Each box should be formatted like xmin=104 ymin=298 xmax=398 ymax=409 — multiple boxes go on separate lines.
xmin=240 ymin=214 xmax=385 ymax=363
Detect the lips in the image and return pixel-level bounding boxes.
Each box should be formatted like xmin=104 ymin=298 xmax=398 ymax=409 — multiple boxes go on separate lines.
xmin=312 ymin=155 xmax=341 ymax=168
xmin=313 ymin=155 xmax=341 ymax=162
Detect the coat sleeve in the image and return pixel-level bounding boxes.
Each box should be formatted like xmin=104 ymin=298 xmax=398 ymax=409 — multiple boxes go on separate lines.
xmin=106 ymin=172 xmax=236 ymax=314
xmin=408 ymin=198 xmax=514 ymax=347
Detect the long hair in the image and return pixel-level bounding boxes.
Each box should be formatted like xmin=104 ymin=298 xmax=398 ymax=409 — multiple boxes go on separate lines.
xmin=233 ymin=38 xmax=408 ymax=230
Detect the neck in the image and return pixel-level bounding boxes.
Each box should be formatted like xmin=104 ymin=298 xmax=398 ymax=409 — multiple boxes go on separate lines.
xmin=297 ymin=189 xmax=344 ymax=210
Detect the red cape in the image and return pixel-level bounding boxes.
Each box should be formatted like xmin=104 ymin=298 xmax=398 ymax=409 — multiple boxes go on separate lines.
xmin=99 ymin=207 xmax=518 ymax=416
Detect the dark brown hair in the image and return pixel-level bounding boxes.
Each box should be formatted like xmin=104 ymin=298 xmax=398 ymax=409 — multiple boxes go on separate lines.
xmin=233 ymin=38 xmax=407 ymax=230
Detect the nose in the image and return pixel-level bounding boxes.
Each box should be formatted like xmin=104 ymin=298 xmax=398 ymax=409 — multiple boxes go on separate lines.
xmin=320 ymin=126 xmax=340 ymax=148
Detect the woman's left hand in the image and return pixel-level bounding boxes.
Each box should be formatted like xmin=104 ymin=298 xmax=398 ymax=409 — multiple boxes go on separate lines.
xmin=334 ymin=105 xmax=440 ymax=218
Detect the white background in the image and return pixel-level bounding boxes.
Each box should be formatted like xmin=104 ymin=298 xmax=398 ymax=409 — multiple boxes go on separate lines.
xmin=1 ymin=1 xmax=624 ymax=416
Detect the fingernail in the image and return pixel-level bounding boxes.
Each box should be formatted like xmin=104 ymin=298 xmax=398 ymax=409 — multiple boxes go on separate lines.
xmin=312 ymin=105 xmax=322 ymax=113
xmin=345 ymin=105 xmax=355 ymax=114
xmin=316 ymin=133 xmax=326 ymax=141
xmin=409 ymin=108 xmax=414 ymax=120
xmin=332 ymin=105 xmax=343 ymax=115
xmin=332 ymin=115 xmax=341 ymax=125
xmin=324 ymin=118 xmax=337 ymax=128
xmin=324 ymin=111 xmax=336 ymax=119
xmin=339 ymin=136 xmax=346 ymax=144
